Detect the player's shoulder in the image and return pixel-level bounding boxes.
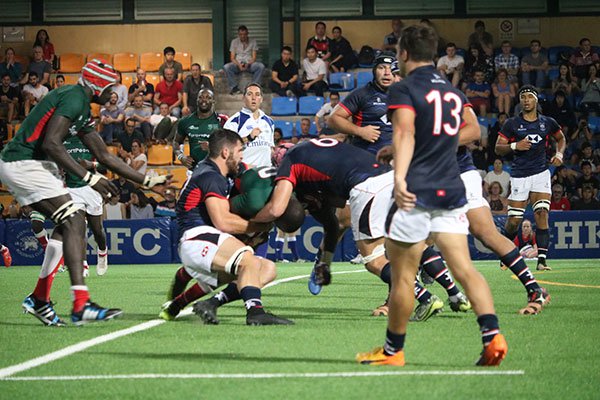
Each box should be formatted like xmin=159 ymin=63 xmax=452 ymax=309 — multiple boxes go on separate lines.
xmin=261 ymin=113 xmax=274 ymax=126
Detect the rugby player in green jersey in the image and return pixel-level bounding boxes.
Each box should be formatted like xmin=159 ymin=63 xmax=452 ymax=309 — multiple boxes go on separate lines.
xmin=0 ymin=59 xmax=170 ymax=326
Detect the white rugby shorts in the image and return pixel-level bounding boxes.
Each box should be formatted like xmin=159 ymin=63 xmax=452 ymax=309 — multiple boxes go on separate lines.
xmin=385 ymin=204 xmax=470 ymax=243
xmin=460 ymin=169 xmax=490 ymax=211
xmin=69 ymin=185 xmax=103 ymax=216
xmin=349 ymin=171 xmax=394 ymax=241
xmin=508 ymin=170 xmax=551 ymax=202
xmin=0 ymin=159 xmax=68 ymax=206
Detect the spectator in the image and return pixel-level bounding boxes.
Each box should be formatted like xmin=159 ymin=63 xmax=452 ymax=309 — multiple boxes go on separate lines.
xmin=514 ymin=219 xmax=538 ymax=259
xmin=154 ymin=67 xmax=183 ymax=117
xmin=579 ymin=142 xmax=600 ymax=172
xmin=158 ymin=46 xmax=183 ymax=81
xmin=149 ymin=103 xmax=178 ymax=142
xmin=579 ymin=64 xmax=600 ymax=115
xmin=182 ymin=63 xmax=214 ymax=115
xmin=420 ymin=19 xmax=447 ymax=59
xmin=112 ymin=175 xmax=136 ymax=204
xmin=437 ymin=42 xmax=463 ymax=87
xmin=128 ymin=190 xmax=154 ymax=219
xmin=550 ymin=183 xmax=571 ymax=211
xmin=467 ymin=20 xmax=494 ymax=56
xmin=223 ymin=83 xmax=274 ymax=167
xmin=0 ymin=73 xmax=19 ymax=123
xmin=112 ymin=71 xmax=129 ymax=110
xmin=34 ymin=29 xmax=56 ymax=67
xmin=576 ymin=160 xmax=599 ymax=199
xmin=0 ymin=48 xmax=23 ymax=86
xmin=468 ymin=123 xmax=489 ymax=171
xmin=54 ymin=74 xmax=65 ymax=89
xmin=103 ymin=192 xmax=127 ymax=220
xmin=125 ymin=94 xmax=153 ymax=142
xmin=20 ymin=45 xmax=51 ymax=87
xmin=484 ymin=158 xmax=511 ymax=197
xmin=329 ymin=26 xmax=357 ymax=72
xmin=273 ymin=127 xmax=284 ymax=146
xmin=306 ymin=21 xmax=332 ymax=62
xmin=297 ymin=118 xmax=313 ymax=141
xmin=552 ymin=63 xmax=579 ymax=96
xmin=552 ymin=165 xmax=578 ymax=199
xmin=315 ymin=91 xmax=340 ymax=135
xmin=521 ymin=40 xmax=548 ymax=90
xmin=569 ymin=38 xmax=599 ymax=81
xmin=301 ymin=45 xmax=328 ymax=97
xmin=116 ymin=117 xmax=144 ymax=152
xmin=572 ymin=186 xmax=600 ymax=210
xmin=224 ymin=25 xmax=265 ymax=95
xmin=270 ymin=46 xmax=301 ymax=97
xmin=486 ymin=181 xmax=508 ymax=215
xmin=487 ymin=112 xmax=509 ymax=165
xmin=494 ymin=41 xmax=520 ymax=86
xmin=492 ymin=68 xmax=516 ymax=115
xmin=466 ymin=69 xmax=491 ymax=116
xmin=544 ymin=90 xmax=577 ymax=138
xmin=22 ymin=72 xmax=48 ymax=116
xmin=464 ymin=44 xmax=495 ymax=88
xmin=99 ymin=92 xmax=125 ymax=144
xmin=128 ymin=68 xmax=155 ymax=107
xmin=124 ymin=139 xmax=147 ymax=175
xmin=154 ymin=189 xmax=177 ymax=218
xmin=382 ymin=19 xmax=403 ymax=53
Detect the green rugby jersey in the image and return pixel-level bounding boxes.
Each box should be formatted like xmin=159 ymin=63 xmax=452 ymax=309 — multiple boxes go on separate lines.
xmin=1 ymin=85 xmax=94 ymax=162
xmin=63 ymin=134 xmax=93 ymax=188
xmin=177 ymin=112 xmax=226 ymax=165
xmin=230 ymin=166 xmax=276 ymax=219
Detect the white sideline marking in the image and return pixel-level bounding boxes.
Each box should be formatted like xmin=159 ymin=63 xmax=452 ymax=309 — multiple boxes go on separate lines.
xmin=0 ymin=268 xmax=364 ymax=379
xmin=2 ymin=370 xmax=525 ymax=381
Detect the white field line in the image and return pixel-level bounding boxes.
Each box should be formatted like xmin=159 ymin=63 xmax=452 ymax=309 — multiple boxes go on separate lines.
xmin=0 ymin=268 xmax=365 ymax=380
xmin=1 ymin=370 xmax=525 ymax=381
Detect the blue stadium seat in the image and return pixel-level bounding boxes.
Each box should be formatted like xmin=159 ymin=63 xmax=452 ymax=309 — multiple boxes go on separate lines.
xmin=548 ymin=68 xmax=560 ymax=81
xmin=356 ymin=71 xmax=373 ymax=88
xmin=329 ymin=72 xmax=355 ymax=90
xmin=488 ymin=117 xmax=498 ymax=128
xmin=588 ymin=116 xmax=600 ymax=134
xmin=295 ymin=120 xmax=319 ymax=136
xmin=456 ymin=48 xmax=466 ymax=59
xmin=271 ymin=97 xmax=297 ymax=116
xmin=478 ymin=117 xmax=488 ymax=127
xmin=274 ymin=120 xmax=294 ymax=139
xmin=548 ymin=46 xmax=573 ymax=65
xmin=298 ymin=96 xmax=324 ymax=115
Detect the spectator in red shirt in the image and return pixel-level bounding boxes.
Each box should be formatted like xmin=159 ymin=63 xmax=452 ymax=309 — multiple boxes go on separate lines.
xmin=514 ymin=219 xmax=538 ymax=259
xmin=306 ymin=21 xmax=332 ymax=62
xmin=34 ymin=29 xmax=56 ymax=67
xmin=569 ymin=37 xmax=600 ymax=81
xmin=550 ymin=183 xmax=571 ymax=211
xmin=154 ymin=67 xmax=183 ymax=117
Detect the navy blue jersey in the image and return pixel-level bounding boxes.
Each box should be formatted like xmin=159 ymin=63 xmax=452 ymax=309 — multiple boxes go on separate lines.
xmin=340 ymin=81 xmax=392 ymax=154
xmin=176 ymin=159 xmax=230 ymax=238
xmin=499 ymin=114 xmax=561 ymax=178
xmin=457 ymin=146 xmax=477 ymax=174
xmin=276 ymin=139 xmax=389 ymax=204
xmin=387 ymin=65 xmax=468 ymax=209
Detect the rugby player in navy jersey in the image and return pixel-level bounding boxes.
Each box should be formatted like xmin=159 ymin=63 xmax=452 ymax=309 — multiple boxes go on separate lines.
xmin=357 ymin=25 xmax=506 ymax=366
xmin=171 ymin=129 xmax=293 ymax=325
xmin=328 ymin=55 xmax=395 ymax=154
xmin=495 ymin=85 xmax=566 ymax=271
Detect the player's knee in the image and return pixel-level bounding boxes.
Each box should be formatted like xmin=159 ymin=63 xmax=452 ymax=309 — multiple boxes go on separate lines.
xmin=361 ymin=243 xmax=386 ymax=272
xmin=226 ymin=246 xmax=256 ymax=276
xmin=259 ymin=259 xmax=277 ymax=286
xmin=533 ymin=199 xmax=550 ymax=216
xmin=507 ymin=206 xmax=525 ymax=220
xmin=50 ymin=201 xmax=85 ymax=226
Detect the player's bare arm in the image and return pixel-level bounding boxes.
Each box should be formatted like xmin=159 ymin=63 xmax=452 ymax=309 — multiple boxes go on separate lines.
xmin=495 ymin=135 xmax=532 ymax=156
xmin=390 ymin=107 xmax=417 ymax=211
xmin=328 ymin=105 xmax=381 ymax=143
xmin=550 ymin=129 xmax=566 ymax=166
xmin=172 ymin=133 xmax=194 ymax=168
xmin=206 ymin=196 xmax=270 ymax=235
xmin=458 ymin=106 xmax=481 ymax=145
xmin=252 ymin=180 xmax=293 ymax=222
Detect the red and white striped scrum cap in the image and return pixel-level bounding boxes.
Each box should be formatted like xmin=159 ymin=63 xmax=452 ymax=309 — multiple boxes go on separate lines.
xmin=81 ymin=59 xmax=118 ymax=96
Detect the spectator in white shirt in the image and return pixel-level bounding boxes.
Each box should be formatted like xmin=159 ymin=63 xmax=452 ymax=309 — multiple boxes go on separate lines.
xmin=315 ymin=91 xmax=340 ymax=135
xmin=437 ymin=42 xmax=464 ymax=87
xmin=301 ymin=45 xmax=328 ymax=97
xmin=484 ymin=158 xmax=511 ymax=198
xmin=223 ymin=25 xmax=265 ymax=95
xmin=22 ymin=72 xmax=48 ymax=116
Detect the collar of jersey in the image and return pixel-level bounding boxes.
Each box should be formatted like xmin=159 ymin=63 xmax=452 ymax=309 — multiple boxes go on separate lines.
xmin=241 ymin=107 xmax=265 ymax=119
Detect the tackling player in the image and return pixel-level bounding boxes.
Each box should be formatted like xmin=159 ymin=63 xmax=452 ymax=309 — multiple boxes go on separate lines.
xmin=495 ymin=85 xmax=566 ymax=271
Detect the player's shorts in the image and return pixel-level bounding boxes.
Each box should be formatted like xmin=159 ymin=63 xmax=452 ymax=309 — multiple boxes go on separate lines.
xmin=0 ymin=159 xmax=68 ymax=206
xmin=460 ymin=169 xmax=490 ymax=210
xmin=178 ymin=226 xmax=234 ymax=289
xmin=68 ymin=185 xmax=103 ymax=216
xmin=349 ymin=171 xmax=394 ymax=241
xmin=508 ymin=169 xmax=551 ymax=202
xmin=385 ymin=205 xmax=470 ymax=243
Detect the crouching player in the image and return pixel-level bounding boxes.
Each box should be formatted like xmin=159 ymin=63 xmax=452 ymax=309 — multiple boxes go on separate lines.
xmin=161 ymin=129 xmax=299 ymax=325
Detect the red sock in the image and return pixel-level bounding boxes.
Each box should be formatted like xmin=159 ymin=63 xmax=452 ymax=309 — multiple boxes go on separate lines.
xmin=35 ymin=233 xmax=48 ymax=251
xmin=32 ymin=257 xmax=63 ymax=302
xmin=71 ymin=285 xmax=90 ymax=312
xmin=172 ymin=283 xmax=206 ymax=311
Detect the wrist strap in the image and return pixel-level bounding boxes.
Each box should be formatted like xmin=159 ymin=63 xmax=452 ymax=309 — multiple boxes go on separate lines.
xmin=510 ymin=142 xmax=517 ymax=151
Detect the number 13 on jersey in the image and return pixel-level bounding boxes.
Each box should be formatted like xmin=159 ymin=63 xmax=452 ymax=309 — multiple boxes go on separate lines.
xmin=425 ymin=89 xmax=463 ymax=136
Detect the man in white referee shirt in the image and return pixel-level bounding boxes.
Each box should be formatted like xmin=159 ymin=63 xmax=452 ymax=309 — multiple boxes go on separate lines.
xmin=224 ymin=83 xmax=274 ymax=167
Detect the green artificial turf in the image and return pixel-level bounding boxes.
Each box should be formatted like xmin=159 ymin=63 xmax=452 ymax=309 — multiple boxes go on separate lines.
xmin=1 ymin=260 xmax=599 ymax=399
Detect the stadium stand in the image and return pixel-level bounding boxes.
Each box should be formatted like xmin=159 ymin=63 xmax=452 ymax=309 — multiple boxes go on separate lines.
xmin=356 ymin=71 xmax=373 ymax=88
xmin=147 ymin=144 xmax=173 ymax=165
xmin=59 ymin=53 xmax=86 ymax=73
xmin=271 ymin=97 xmax=297 ymax=116
xmin=329 ymin=72 xmax=355 ymax=91
xmin=274 ymin=120 xmax=294 ymax=139
xmin=140 ymin=52 xmax=163 ymax=72
xmin=87 ymin=53 xmax=112 ymax=64
xmin=175 ymin=52 xmax=191 ymax=71
xmin=298 ymin=96 xmax=324 ymax=115
xmin=113 ymin=52 xmax=138 ymax=72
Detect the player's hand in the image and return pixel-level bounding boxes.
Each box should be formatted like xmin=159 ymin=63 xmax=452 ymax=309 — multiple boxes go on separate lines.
xmin=394 ymin=178 xmax=417 ymax=211
xmin=249 ymin=221 xmax=273 ymax=233
xmin=515 ymin=138 xmax=532 ymax=151
xmin=181 ymin=155 xmax=194 ymax=169
xmin=250 ymin=127 xmax=261 ymax=140
xmin=550 ymin=152 xmax=564 ymax=167
xmin=182 ymin=106 xmax=190 ymax=116
xmin=87 ymin=174 xmax=118 ymax=201
xmin=358 ymin=125 xmax=381 ymax=143
xmin=376 ymin=145 xmax=393 ymax=165
xmin=144 ymin=173 xmax=173 ymax=188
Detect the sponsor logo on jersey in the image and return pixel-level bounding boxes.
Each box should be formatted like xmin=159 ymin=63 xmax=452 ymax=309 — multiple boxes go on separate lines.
xmin=527 ymin=134 xmax=543 ymax=144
